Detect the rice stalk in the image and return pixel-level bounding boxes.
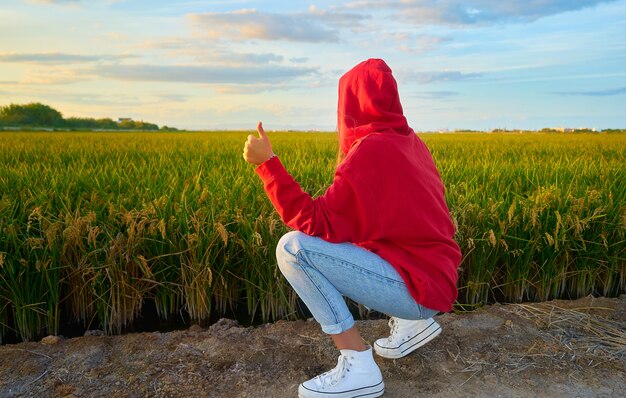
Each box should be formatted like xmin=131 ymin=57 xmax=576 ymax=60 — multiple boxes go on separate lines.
xmin=0 ymin=131 xmax=623 ymax=342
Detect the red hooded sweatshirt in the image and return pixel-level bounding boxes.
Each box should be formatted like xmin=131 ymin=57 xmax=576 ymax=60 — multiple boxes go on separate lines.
xmin=255 ymin=59 xmax=462 ymax=312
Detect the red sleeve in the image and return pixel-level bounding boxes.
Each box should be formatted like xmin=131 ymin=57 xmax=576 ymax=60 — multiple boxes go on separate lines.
xmin=254 ymin=156 xmax=379 ymax=243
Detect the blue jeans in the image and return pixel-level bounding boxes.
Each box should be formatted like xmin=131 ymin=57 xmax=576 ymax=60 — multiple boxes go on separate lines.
xmin=276 ymin=231 xmax=438 ymax=335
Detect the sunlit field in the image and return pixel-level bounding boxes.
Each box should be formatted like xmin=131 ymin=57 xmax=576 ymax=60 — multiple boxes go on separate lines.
xmin=0 ymin=131 xmax=624 ymax=343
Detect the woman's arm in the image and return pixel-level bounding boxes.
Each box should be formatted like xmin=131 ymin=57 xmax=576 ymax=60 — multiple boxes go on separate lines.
xmin=243 ymin=122 xmax=379 ymax=243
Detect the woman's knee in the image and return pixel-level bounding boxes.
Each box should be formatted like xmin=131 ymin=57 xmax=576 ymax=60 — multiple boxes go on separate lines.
xmin=276 ymin=231 xmax=306 ymax=257
xmin=276 ymin=231 xmax=306 ymax=273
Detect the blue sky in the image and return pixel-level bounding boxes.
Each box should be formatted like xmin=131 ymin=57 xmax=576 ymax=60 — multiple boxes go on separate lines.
xmin=1 ymin=0 xmax=625 ymax=131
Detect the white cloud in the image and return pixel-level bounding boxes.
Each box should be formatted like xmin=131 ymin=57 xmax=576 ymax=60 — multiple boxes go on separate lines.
xmin=212 ymin=82 xmax=293 ymax=94
xmin=139 ymin=38 xmax=285 ymax=65
xmin=0 ymin=52 xmax=132 ymax=64
xmin=289 ymin=57 xmax=309 ymax=64
xmin=405 ymin=70 xmax=483 ymax=83
xmin=25 ymin=0 xmax=78 ymax=3
xmin=187 ymin=8 xmax=367 ymax=42
xmin=344 ymin=0 xmax=618 ymax=26
xmin=188 ymin=9 xmax=336 ymax=42
xmin=93 ymin=63 xmax=317 ymax=84
xmin=394 ymin=34 xmax=450 ymax=54
xmin=105 ymin=32 xmax=129 ymax=41
xmin=153 ymin=93 xmax=189 ymax=103
xmin=307 ymin=4 xmax=368 ymax=30
xmin=194 ymin=51 xmax=283 ymax=65
xmin=20 ymin=68 xmax=92 ymax=85
xmin=552 ymin=87 xmax=626 ymax=96
xmin=412 ymin=90 xmax=460 ymax=99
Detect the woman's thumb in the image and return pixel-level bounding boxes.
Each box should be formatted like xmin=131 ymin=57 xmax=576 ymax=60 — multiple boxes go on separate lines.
xmin=257 ymin=121 xmax=267 ymax=139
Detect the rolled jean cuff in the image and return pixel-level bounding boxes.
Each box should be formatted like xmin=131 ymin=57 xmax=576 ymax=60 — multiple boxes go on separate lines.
xmin=320 ymin=314 xmax=355 ymax=335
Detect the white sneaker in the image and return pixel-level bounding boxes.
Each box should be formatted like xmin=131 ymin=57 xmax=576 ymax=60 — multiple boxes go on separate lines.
xmin=374 ymin=317 xmax=441 ymax=359
xmin=298 ymin=346 xmax=384 ymax=398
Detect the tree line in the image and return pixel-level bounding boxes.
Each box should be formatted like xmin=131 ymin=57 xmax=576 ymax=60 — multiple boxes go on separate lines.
xmin=0 ymin=103 xmax=177 ymax=131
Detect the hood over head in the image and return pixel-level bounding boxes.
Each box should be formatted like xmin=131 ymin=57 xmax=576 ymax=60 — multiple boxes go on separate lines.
xmin=337 ymin=58 xmax=412 ymax=154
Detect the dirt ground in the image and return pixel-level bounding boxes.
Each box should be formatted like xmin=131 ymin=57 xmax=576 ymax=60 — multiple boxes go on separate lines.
xmin=1 ymin=295 xmax=624 ymax=398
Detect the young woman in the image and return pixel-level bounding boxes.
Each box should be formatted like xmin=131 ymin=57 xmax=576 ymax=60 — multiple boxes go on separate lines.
xmin=243 ymin=59 xmax=461 ymax=398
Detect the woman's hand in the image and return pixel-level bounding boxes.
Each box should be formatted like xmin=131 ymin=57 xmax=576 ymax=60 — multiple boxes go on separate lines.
xmin=243 ymin=121 xmax=275 ymax=165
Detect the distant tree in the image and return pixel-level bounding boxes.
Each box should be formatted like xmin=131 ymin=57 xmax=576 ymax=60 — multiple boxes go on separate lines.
xmin=0 ymin=102 xmax=169 ymax=131
xmin=65 ymin=117 xmax=120 ymax=129
xmin=65 ymin=117 xmax=98 ymax=129
xmin=0 ymin=103 xmax=63 ymax=126
xmin=118 ymin=119 xmax=134 ymax=129
xmin=97 ymin=118 xmax=118 ymax=129
xmin=541 ymin=128 xmax=557 ymax=133
xmin=134 ymin=121 xmax=159 ymax=130
xmin=119 ymin=120 xmax=159 ymax=130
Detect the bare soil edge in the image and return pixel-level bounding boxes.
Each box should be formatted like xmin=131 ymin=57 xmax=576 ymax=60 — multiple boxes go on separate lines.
xmin=1 ymin=295 xmax=624 ymax=398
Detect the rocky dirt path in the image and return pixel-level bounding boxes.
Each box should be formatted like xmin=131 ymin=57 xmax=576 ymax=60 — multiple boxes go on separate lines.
xmin=1 ymin=295 xmax=624 ymax=398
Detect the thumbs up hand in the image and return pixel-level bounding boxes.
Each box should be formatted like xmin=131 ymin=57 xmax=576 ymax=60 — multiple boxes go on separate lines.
xmin=243 ymin=121 xmax=275 ymax=165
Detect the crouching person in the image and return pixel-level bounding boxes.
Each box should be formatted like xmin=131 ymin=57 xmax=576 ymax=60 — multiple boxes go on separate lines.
xmin=243 ymin=59 xmax=462 ymax=398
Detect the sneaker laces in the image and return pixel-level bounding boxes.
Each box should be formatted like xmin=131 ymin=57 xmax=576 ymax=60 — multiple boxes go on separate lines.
xmin=313 ymin=354 xmax=352 ymax=389
xmin=387 ymin=317 xmax=399 ymax=343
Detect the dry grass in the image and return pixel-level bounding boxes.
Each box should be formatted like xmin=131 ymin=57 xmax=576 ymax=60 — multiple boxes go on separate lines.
xmin=508 ymin=301 xmax=625 ymax=364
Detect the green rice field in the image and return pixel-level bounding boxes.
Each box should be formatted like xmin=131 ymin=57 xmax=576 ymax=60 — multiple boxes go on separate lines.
xmin=0 ymin=131 xmax=624 ymax=343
